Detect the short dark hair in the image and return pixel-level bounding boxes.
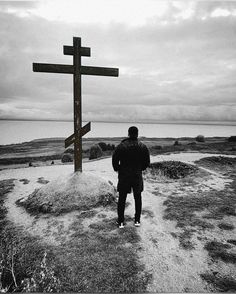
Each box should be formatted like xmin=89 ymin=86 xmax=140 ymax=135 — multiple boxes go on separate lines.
xmin=128 ymin=126 xmax=138 ymax=138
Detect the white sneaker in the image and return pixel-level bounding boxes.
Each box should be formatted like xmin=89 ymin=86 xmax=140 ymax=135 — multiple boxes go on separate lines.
xmin=116 ymin=221 xmax=125 ymax=229
xmin=119 ymin=222 xmax=124 ymax=229
xmin=134 ymin=221 xmax=140 ymax=227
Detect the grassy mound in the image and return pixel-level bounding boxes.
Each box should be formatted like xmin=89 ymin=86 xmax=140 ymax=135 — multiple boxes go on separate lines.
xmin=195 ymin=156 xmax=236 ymax=172
xmin=204 ymin=241 xmax=236 ymax=264
xmin=16 ymin=172 xmax=116 ymax=214
xmin=145 ymin=161 xmax=198 ymax=180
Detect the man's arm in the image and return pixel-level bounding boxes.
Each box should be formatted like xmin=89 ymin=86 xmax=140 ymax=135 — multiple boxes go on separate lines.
xmin=141 ymin=145 xmax=150 ymax=170
xmin=112 ymin=145 xmax=121 ymax=171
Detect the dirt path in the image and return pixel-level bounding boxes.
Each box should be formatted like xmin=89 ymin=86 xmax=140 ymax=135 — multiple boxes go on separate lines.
xmin=134 ymin=153 xmax=235 ymax=292
xmin=1 ymin=152 xmax=236 ymax=292
xmin=130 ymin=183 xmax=210 ymax=292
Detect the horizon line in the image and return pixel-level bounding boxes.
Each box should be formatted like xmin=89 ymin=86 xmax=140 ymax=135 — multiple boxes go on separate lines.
xmin=0 ymin=118 xmax=236 ymax=126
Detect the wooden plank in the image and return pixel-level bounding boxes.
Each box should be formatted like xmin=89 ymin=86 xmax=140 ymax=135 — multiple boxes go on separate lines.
xmin=33 ymin=63 xmax=73 ymax=74
xmin=64 ymin=133 xmax=74 ymax=149
xmin=81 ymin=121 xmax=91 ymax=136
xmin=65 ymin=122 xmax=91 ymax=148
xmin=64 ymin=45 xmax=91 ymax=57
xmin=32 ymin=64 xmax=119 ymax=76
xmin=73 ymin=37 xmax=82 ymax=172
xmin=81 ymin=66 xmax=119 ymax=77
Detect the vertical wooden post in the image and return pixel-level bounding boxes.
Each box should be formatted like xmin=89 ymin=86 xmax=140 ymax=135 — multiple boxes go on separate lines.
xmin=73 ymin=37 xmax=82 ymax=172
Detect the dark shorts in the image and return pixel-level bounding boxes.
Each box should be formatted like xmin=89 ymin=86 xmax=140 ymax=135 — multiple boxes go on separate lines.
xmin=117 ymin=173 xmax=143 ymax=194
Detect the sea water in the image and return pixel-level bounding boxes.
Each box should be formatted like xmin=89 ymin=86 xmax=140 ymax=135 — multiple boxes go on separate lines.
xmin=0 ymin=120 xmax=236 ymax=145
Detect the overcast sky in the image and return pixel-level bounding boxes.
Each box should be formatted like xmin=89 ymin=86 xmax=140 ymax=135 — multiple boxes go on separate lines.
xmin=0 ymin=0 xmax=236 ymax=123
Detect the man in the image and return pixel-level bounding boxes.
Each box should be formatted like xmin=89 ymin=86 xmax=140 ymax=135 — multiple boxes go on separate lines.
xmin=112 ymin=126 xmax=150 ymax=229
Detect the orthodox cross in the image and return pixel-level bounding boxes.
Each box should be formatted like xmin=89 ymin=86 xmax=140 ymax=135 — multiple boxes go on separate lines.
xmin=33 ymin=37 xmax=119 ymax=172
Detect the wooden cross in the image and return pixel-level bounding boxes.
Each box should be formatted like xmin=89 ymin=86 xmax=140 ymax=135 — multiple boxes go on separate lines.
xmin=33 ymin=37 xmax=119 ymax=172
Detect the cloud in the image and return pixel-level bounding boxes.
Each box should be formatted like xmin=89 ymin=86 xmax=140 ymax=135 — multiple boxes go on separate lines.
xmin=0 ymin=0 xmax=236 ymax=123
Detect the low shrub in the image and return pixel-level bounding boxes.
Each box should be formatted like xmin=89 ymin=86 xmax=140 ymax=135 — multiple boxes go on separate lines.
xmin=61 ymin=154 xmax=73 ymax=163
xmin=187 ymin=142 xmax=197 ymax=146
xmin=89 ymin=145 xmax=103 ymax=160
xmin=98 ymin=142 xmax=115 ymax=151
xmin=98 ymin=142 xmax=107 ymax=151
xmin=228 ymin=136 xmax=236 ymax=142
xmin=64 ymin=148 xmax=74 ymax=154
xmin=196 ymin=135 xmax=205 ymax=142
xmin=218 ymin=223 xmax=234 ymax=230
xmin=152 ymin=145 xmax=162 ymax=150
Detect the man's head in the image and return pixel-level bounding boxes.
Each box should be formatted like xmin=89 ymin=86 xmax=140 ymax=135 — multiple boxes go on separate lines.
xmin=128 ymin=126 xmax=138 ymax=139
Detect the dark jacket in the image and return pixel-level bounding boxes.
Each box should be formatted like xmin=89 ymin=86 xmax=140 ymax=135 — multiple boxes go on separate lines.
xmin=112 ymin=138 xmax=150 ymax=193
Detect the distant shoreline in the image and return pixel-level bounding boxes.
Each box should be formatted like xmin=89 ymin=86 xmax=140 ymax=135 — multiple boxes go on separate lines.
xmin=0 ymin=135 xmax=232 ymax=146
xmin=1 ymin=118 xmax=236 ymax=127
xmin=0 ymin=136 xmax=235 ymax=170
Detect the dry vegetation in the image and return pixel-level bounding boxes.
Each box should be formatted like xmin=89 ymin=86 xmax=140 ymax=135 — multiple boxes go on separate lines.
xmin=0 ymin=179 xmax=151 ymax=292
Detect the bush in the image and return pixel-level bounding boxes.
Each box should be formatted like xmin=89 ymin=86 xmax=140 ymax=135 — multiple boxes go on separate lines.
xmin=228 ymin=136 xmax=236 ymax=142
xmin=196 ymin=135 xmax=205 ymax=142
xmin=174 ymin=140 xmax=179 ymax=146
xmin=61 ymin=154 xmax=73 ymax=163
xmin=152 ymin=145 xmax=162 ymax=150
xmin=187 ymin=142 xmax=197 ymax=146
xmin=89 ymin=145 xmax=103 ymax=160
xmin=98 ymin=142 xmax=115 ymax=151
xmin=107 ymin=144 xmax=115 ymax=151
xmin=64 ymin=148 xmax=74 ymax=154
xmin=98 ymin=142 xmax=107 ymax=151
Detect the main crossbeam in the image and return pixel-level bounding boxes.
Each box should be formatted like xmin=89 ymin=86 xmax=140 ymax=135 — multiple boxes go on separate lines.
xmin=33 ymin=63 xmax=73 ymax=74
xmin=33 ymin=63 xmax=118 ymax=76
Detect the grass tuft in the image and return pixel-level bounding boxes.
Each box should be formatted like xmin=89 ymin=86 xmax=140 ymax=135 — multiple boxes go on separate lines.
xmin=76 ymin=210 xmax=97 ymax=219
xmin=178 ymin=230 xmax=195 ymax=250
xmin=19 ymin=179 xmax=30 ymax=185
xmin=142 ymin=208 xmax=155 ymax=218
xmin=201 ymin=273 xmax=236 ymax=292
xmin=218 ymin=222 xmax=235 ymax=230
xmin=37 ymin=177 xmax=49 ymax=184
xmin=89 ymin=217 xmax=117 ymax=232
xmin=0 ymin=179 xmax=15 ymax=226
xmin=204 ymin=241 xmax=236 ymax=264
xmin=227 ymin=239 xmax=236 ymax=246
xmin=195 ymin=156 xmax=236 ymax=173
